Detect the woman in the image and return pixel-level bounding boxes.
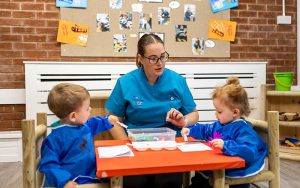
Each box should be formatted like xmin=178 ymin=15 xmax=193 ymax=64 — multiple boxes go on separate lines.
xmin=105 ymin=33 xmax=199 ymax=188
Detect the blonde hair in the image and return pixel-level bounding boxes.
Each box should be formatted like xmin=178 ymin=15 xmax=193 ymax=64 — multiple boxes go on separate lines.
xmin=212 ymin=76 xmax=250 ymax=117
xmin=47 ymin=83 xmax=90 ymax=119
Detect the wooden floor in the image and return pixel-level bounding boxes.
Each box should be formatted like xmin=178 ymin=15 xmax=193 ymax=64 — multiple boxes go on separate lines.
xmin=0 ymin=159 xmax=299 ymax=188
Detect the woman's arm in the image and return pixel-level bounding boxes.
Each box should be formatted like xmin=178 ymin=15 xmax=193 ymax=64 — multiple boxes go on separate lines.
xmin=166 ymin=108 xmax=199 ymax=127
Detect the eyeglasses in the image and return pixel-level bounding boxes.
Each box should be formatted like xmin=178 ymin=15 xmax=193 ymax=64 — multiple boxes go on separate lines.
xmin=142 ymin=52 xmax=169 ymax=65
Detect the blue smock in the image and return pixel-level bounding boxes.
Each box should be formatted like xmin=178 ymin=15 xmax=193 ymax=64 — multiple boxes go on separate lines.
xmin=187 ymin=119 xmax=267 ymax=178
xmin=39 ymin=116 xmax=113 ymax=188
xmin=105 ymin=68 xmax=196 ymax=135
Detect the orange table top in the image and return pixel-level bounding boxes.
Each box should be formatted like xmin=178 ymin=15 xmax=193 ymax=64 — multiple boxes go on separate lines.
xmin=95 ymin=138 xmax=245 ymax=178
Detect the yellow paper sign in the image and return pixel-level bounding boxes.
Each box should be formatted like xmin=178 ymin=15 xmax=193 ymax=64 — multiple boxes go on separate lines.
xmin=208 ymin=19 xmax=237 ymax=42
xmin=57 ymin=20 xmax=89 ymax=46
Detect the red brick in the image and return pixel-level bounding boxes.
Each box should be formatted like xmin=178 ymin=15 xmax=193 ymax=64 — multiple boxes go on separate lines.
xmin=36 ymin=27 xmax=57 ymax=34
xmin=12 ymin=27 xmax=35 ymax=34
xmin=13 ymin=43 xmax=37 ymax=50
xmin=0 ymin=65 xmax=23 ymax=73
xmin=23 ymin=19 xmax=46 ymax=27
xmin=23 ymin=51 xmax=47 ymax=58
xmin=13 ymin=11 xmax=35 ymax=18
xmin=0 ymin=2 xmax=20 ymax=10
xmin=0 ymin=35 xmax=22 ymax=41
xmin=248 ymin=5 xmax=266 ymax=11
xmin=0 ymin=51 xmax=22 ymax=58
xmin=0 ymin=11 xmax=12 ymax=17
xmin=23 ymin=35 xmax=47 ymax=42
xmin=36 ymin=12 xmax=59 ymax=19
xmin=0 ymin=27 xmax=11 ymax=33
xmin=0 ymin=113 xmax=24 ymax=121
xmin=21 ymin=3 xmax=44 ymax=10
xmin=0 ymin=43 xmax=13 ymax=50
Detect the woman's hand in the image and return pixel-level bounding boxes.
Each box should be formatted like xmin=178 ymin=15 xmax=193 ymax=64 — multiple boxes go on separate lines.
xmin=63 ymin=181 xmax=77 ymax=188
xmin=181 ymin=127 xmax=190 ymax=136
xmin=108 ymin=114 xmax=119 ymax=125
xmin=166 ymin=108 xmax=186 ymax=127
xmin=211 ymin=139 xmax=224 ymax=149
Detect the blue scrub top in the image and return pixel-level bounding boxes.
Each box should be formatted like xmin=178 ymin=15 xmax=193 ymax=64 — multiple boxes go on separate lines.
xmin=105 ymin=68 xmax=196 ymax=133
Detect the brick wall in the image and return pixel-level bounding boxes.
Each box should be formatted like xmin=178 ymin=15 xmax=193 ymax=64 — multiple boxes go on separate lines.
xmin=0 ymin=0 xmax=297 ymax=131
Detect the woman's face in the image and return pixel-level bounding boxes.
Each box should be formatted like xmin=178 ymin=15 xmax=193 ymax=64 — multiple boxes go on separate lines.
xmin=138 ymin=42 xmax=167 ymax=83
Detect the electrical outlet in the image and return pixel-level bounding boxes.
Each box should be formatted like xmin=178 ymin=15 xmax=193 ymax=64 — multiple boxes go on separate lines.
xmin=277 ymin=15 xmax=291 ymax=24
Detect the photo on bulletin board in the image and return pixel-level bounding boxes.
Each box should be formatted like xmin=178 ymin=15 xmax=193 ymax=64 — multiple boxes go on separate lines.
xmin=60 ymin=0 xmax=230 ymax=57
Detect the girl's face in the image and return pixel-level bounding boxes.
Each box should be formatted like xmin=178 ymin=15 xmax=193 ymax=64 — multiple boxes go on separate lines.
xmin=213 ymin=98 xmax=240 ymax=125
xmin=73 ymin=98 xmax=91 ymax=125
xmin=138 ymin=43 xmax=166 ymax=84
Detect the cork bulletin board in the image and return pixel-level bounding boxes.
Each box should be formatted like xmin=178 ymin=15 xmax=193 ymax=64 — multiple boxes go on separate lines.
xmin=60 ymin=0 xmax=230 ymax=57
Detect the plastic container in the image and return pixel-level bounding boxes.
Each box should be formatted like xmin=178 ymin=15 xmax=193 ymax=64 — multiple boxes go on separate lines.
xmin=273 ymin=72 xmax=293 ymax=91
xmin=128 ymin=127 xmax=176 ymax=142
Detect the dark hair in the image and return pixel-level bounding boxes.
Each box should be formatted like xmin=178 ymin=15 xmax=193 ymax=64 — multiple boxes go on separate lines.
xmin=136 ymin=33 xmax=164 ymax=68
xmin=47 ymin=83 xmax=90 ymax=119
xmin=212 ymin=76 xmax=251 ymax=117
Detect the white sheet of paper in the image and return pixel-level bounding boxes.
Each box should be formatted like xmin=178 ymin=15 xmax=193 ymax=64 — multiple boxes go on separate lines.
xmin=177 ymin=142 xmax=212 ymax=152
xmin=98 ymin=145 xmax=134 ymax=158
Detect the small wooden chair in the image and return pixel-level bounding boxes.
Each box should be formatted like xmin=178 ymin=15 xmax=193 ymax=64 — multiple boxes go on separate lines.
xmin=223 ymin=111 xmax=280 ymax=188
xmin=22 ymin=112 xmax=47 ymax=188
xmin=21 ymin=112 xmax=112 ymax=188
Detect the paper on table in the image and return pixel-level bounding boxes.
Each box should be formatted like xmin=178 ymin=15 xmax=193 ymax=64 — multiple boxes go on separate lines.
xmin=98 ymin=145 xmax=134 ymax=158
xmin=177 ymin=142 xmax=212 ymax=152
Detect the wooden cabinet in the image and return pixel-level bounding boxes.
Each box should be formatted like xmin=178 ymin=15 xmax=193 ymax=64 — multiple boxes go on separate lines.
xmin=261 ymin=84 xmax=300 ymax=161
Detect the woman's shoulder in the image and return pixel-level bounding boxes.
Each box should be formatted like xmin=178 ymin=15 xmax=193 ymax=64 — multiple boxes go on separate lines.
xmin=164 ymin=68 xmax=184 ymax=79
xmin=119 ymin=69 xmax=140 ymax=80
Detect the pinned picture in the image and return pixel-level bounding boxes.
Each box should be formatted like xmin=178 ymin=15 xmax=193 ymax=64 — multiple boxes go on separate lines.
xmin=139 ymin=32 xmax=164 ymax=42
xmin=96 ymin=14 xmax=110 ymax=32
xmin=139 ymin=13 xmax=152 ymax=31
xmin=192 ymin=37 xmax=205 ymax=55
xmin=110 ymin=0 xmax=122 ymax=9
xmin=56 ymin=0 xmax=87 ymax=8
xmin=113 ymin=34 xmax=127 ymax=52
xmin=139 ymin=0 xmax=162 ymax=2
xmin=175 ymin=25 xmax=187 ymax=42
xmin=158 ymin=7 xmax=170 ymax=25
xmin=184 ymin=4 xmax=196 ymax=22
xmin=57 ymin=20 xmax=89 ymax=47
xmin=208 ymin=19 xmax=237 ymax=41
xmin=132 ymin=3 xmax=143 ymax=13
xmin=209 ymin=0 xmax=238 ymax=13
xmin=119 ymin=12 xmax=133 ymax=30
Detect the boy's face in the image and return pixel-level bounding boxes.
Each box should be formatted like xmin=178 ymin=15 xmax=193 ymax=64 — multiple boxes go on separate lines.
xmin=213 ymin=98 xmax=239 ymax=124
xmin=74 ymin=98 xmax=91 ymax=125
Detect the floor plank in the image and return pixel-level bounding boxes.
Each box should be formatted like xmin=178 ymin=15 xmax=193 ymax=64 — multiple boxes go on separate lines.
xmin=0 ymin=159 xmax=299 ymax=188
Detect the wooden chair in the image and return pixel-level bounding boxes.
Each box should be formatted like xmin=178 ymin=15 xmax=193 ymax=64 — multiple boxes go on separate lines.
xmin=22 ymin=112 xmax=47 ymax=188
xmin=223 ymin=111 xmax=280 ymax=188
xmin=21 ymin=112 xmax=113 ymax=188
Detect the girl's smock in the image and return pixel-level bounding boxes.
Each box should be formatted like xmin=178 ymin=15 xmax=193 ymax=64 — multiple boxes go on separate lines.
xmin=39 ymin=116 xmax=113 ymax=188
xmin=187 ymin=119 xmax=267 ymax=178
xmin=105 ymin=68 xmax=196 ymax=134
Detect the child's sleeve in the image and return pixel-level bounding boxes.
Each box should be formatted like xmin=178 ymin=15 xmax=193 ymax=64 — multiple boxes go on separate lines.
xmin=222 ymin=128 xmax=261 ymax=163
xmin=188 ymin=123 xmax=214 ymax=140
xmin=39 ymin=138 xmax=72 ymax=188
xmin=86 ymin=116 xmax=113 ymax=136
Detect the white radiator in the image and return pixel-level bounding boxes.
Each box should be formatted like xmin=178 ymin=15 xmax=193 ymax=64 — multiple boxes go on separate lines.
xmin=24 ymin=61 xmax=266 ymax=125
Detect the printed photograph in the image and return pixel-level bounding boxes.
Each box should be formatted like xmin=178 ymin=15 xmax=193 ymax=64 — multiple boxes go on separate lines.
xmin=96 ymin=13 xmax=110 ymax=32
xmin=113 ymin=34 xmax=127 ymax=52
xmin=110 ymin=0 xmax=122 ymax=9
xmin=192 ymin=37 xmax=205 ymax=55
xmin=184 ymin=4 xmax=196 ymax=22
xmin=158 ymin=7 xmax=170 ymax=25
xmin=139 ymin=13 xmax=152 ymax=31
xmin=119 ymin=12 xmax=133 ymax=30
xmin=175 ymin=25 xmax=187 ymax=42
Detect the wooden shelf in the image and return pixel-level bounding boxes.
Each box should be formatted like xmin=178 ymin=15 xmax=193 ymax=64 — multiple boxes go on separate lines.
xmin=279 ymin=121 xmax=300 ymax=128
xmin=279 ymin=146 xmax=300 ymax=161
xmin=267 ymin=90 xmax=300 ymax=97
xmin=262 ymin=84 xmax=300 ymax=161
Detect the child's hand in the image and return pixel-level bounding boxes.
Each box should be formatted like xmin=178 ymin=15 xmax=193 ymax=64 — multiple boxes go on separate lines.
xmin=63 ymin=181 xmax=77 ymax=188
xmin=211 ymin=139 xmax=224 ymax=149
xmin=181 ymin=127 xmax=190 ymax=136
xmin=166 ymin=108 xmax=186 ymax=127
xmin=108 ymin=114 xmax=119 ymax=126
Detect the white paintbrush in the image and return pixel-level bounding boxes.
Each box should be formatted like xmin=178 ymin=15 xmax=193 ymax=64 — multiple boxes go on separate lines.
xmin=116 ymin=121 xmax=128 ymax=129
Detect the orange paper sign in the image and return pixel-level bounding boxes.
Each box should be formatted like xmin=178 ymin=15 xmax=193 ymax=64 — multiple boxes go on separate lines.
xmin=57 ymin=20 xmax=89 ymax=46
xmin=208 ymin=19 xmax=236 ymax=42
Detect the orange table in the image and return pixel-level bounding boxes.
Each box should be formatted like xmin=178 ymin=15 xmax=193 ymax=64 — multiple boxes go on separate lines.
xmin=95 ymin=138 xmax=245 ymax=188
